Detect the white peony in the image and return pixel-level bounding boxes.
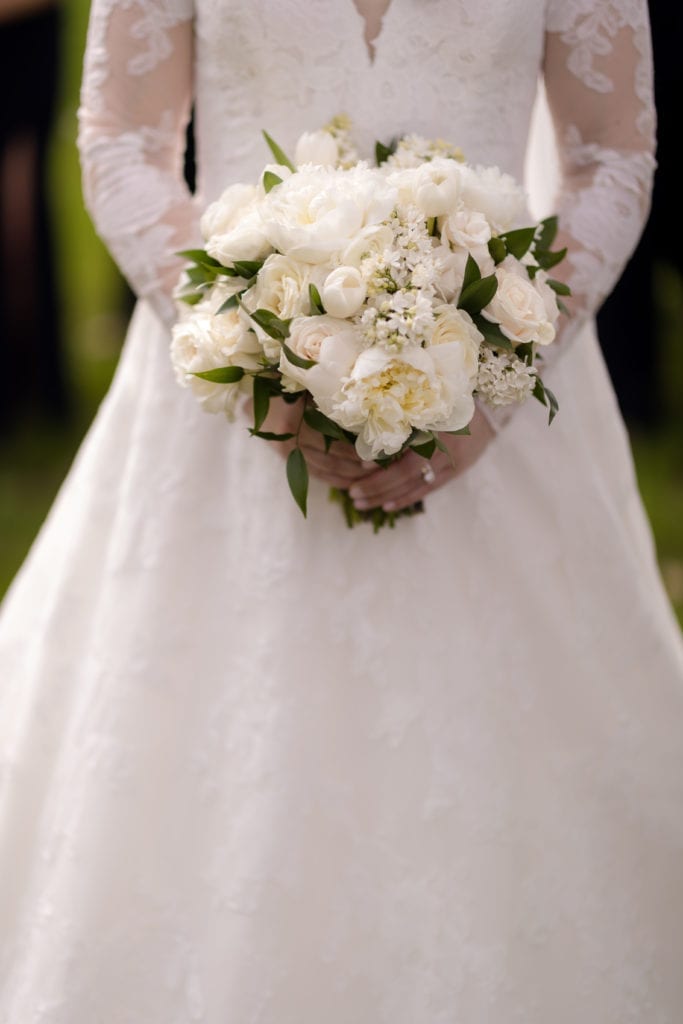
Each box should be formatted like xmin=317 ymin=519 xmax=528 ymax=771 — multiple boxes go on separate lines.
xmin=321 ymin=265 xmax=367 ymax=318
xmin=206 ymin=209 xmax=273 ymax=265
xmin=200 ymin=183 xmax=259 ymax=241
xmin=482 ymin=257 xmax=556 ymax=345
xmin=170 ymin=311 xmax=262 ymax=418
xmin=316 ymin=344 xmax=475 ymax=460
xmin=460 ymin=164 xmax=526 ymax=233
xmin=295 ymin=130 xmax=340 ymax=167
xmin=259 ymin=164 xmax=397 ymax=264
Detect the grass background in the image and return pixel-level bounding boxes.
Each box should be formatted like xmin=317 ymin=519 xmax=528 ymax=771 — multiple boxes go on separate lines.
xmin=1 ymin=1 xmax=682 ymax=625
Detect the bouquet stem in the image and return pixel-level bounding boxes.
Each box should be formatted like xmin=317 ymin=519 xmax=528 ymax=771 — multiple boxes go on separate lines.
xmin=329 ymin=487 xmax=424 ymax=533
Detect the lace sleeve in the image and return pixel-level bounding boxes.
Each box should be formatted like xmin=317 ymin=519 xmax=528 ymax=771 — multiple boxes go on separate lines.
xmin=481 ymin=0 xmax=656 ymax=431
xmin=77 ymin=0 xmax=199 ymax=328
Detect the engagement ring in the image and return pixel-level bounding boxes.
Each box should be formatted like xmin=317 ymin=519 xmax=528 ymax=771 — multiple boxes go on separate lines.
xmin=421 ymin=464 xmax=436 ymax=485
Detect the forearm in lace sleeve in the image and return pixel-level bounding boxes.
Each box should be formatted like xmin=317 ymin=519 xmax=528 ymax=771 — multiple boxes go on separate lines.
xmin=77 ymin=0 xmax=200 ymax=327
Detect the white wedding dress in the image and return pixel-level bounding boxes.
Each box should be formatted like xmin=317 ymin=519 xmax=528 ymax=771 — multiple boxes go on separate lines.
xmin=2 ymin=1 xmax=683 ymax=1020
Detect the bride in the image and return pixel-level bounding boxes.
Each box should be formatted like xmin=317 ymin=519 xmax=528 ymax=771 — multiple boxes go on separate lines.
xmin=1 ymin=1 xmax=683 ymax=1019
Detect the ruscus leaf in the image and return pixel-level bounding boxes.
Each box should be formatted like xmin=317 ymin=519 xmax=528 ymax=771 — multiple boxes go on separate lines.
xmin=303 ymin=407 xmax=348 ymax=440
xmin=537 ymin=216 xmax=558 ymax=251
xmin=282 ymin=341 xmax=317 ymax=370
xmin=458 ymin=274 xmax=498 ymax=316
xmin=252 ymin=374 xmax=271 ymax=432
xmin=262 ymin=130 xmax=296 ymax=172
xmin=462 ymin=253 xmax=482 ymax=291
xmin=262 ymin=170 xmax=283 ymax=193
xmin=193 ymin=366 xmax=245 ymax=383
xmin=500 ymin=226 xmax=536 ymax=259
xmin=287 ymin=447 xmax=309 ymax=517
xmin=309 ymin=282 xmax=325 ymax=315
xmin=249 ymin=308 xmax=292 ymax=341
xmin=488 ymin=237 xmax=507 ymax=265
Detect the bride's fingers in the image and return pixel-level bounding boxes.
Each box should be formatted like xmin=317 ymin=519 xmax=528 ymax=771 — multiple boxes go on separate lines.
xmin=349 ymin=452 xmax=437 ymax=505
xmin=301 ymin=448 xmax=368 ymax=483
xmin=379 ymin=464 xmax=454 ymax=511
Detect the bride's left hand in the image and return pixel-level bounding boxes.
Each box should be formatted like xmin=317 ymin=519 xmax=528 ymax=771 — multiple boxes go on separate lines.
xmin=347 ymin=405 xmax=496 ymax=512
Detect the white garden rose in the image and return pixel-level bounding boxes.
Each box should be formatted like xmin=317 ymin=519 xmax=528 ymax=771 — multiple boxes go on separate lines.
xmin=321 ymin=266 xmax=367 ymax=318
xmin=260 ymin=164 xmax=397 ymax=264
xmin=533 ymin=269 xmax=561 ymax=331
xmin=295 ymin=130 xmax=340 ymax=167
xmin=441 ymin=207 xmax=492 ymax=249
xmin=170 ymin=311 xmax=261 ymax=418
xmin=414 ymin=158 xmax=461 ymax=217
xmin=281 ymin=317 xmax=365 ymax=394
xmin=200 ymin=183 xmax=259 ymax=241
xmin=242 ymin=254 xmax=324 ymax=322
xmin=429 ymin=305 xmax=483 ymax=378
xmin=460 ymin=164 xmax=526 ymax=233
xmin=328 ymin=344 xmax=474 ymax=460
xmin=482 ymin=258 xmax=556 ymax=345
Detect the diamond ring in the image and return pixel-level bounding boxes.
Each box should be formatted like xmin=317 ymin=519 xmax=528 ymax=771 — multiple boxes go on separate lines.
xmin=421 ymin=464 xmax=436 ymax=485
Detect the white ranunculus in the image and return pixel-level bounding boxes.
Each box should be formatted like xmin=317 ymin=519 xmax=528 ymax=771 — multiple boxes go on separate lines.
xmin=414 ymin=158 xmax=462 ymax=218
xmin=199 ymin=183 xmax=259 ymax=241
xmin=170 ymin=311 xmax=262 ymax=418
xmin=295 ymin=130 xmax=340 ymax=167
xmin=341 ymin=224 xmax=394 ymax=269
xmin=441 ymin=207 xmax=492 ymax=249
xmin=460 ymin=164 xmax=526 ymax=233
xmin=429 ymin=305 xmax=483 ymax=378
xmin=260 ymin=164 xmax=397 ymax=264
xmin=482 ymin=258 xmax=556 ymax=345
xmin=321 ymin=266 xmax=367 ymax=318
xmin=329 ymin=345 xmax=474 ymax=460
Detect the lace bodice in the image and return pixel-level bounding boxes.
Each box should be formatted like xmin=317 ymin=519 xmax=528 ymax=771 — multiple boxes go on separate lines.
xmin=77 ymin=0 xmax=656 ymax=394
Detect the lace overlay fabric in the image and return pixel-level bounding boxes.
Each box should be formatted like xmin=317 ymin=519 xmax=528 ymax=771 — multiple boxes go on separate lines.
xmin=2 ymin=3 xmax=682 ymax=1022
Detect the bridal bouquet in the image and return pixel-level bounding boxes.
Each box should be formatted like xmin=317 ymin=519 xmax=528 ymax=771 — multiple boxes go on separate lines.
xmin=171 ymin=118 xmax=569 ymax=529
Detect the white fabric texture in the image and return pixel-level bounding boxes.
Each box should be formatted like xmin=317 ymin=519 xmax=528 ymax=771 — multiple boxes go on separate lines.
xmin=1 ymin=1 xmax=683 ymax=1021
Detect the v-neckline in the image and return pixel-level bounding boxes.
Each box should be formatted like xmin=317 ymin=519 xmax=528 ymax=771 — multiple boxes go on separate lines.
xmin=349 ymin=0 xmax=394 ymax=67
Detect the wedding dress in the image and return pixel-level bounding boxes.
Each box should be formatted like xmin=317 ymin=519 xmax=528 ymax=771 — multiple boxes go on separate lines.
xmin=2 ymin=1 xmax=683 ymax=1020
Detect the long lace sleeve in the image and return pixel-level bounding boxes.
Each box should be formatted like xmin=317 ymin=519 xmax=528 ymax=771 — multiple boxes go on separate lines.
xmin=77 ymin=0 xmax=199 ymax=328
xmin=481 ymin=0 xmax=656 ymax=432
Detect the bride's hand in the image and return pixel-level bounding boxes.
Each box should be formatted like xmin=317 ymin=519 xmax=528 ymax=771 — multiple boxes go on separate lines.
xmin=256 ymin=395 xmax=373 ymax=489
xmin=346 ymin=405 xmax=496 ymax=512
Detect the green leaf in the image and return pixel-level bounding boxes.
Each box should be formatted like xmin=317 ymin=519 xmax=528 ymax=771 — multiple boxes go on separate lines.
xmin=462 ymin=253 xmax=482 ymax=291
xmin=537 ymin=215 xmax=558 ymax=251
xmin=500 ymin=226 xmax=536 ymax=259
xmin=547 ymin=278 xmax=571 ymax=296
xmin=458 ymin=274 xmax=498 ymax=316
xmin=472 ymin=313 xmax=514 ymax=351
xmin=309 ymin=282 xmax=325 ymax=315
xmin=557 ymin=299 xmax=570 ymax=316
xmin=232 ymin=259 xmax=264 ymax=279
xmin=411 ymin=438 xmax=437 ymax=460
xmin=215 ymin=293 xmax=240 ymax=314
xmin=193 ymin=365 xmax=245 ymax=383
xmin=375 ymin=138 xmax=397 ymax=166
xmin=303 ymin=407 xmax=348 ymax=440
xmin=443 ymin=425 xmax=471 ymax=436
xmin=262 ymin=130 xmax=296 ymax=172
xmin=262 ymin=170 xmax=283 ymax=193
xmin=249 ymin=430 xmax=295 ymax=441
xmin=187 ymin=265 xmax=213 ymax=285
xmin=535 ymin=247 xmax=567 ymax=271
xmin=544 ymin=384 xmax=559 ymax=424
xmin=178 ymin=291 xmax=205 ymax=306
xmin=282 ymin=340 xmax=317 ymax=370
xmin=249 ymin=308 xmax=292 ymax=341
xmin=252 ymin=374 xmax=271 ymax=432
xmin=533 ymin=377 xmax=559 ymax=424
xmin=287 ymin=447 xmax=309 ymax=517
xmin=177 ymin=249 xmax=221 ymax=267
xmin=488 ymin=237 xmax=507 ymax=265
xmin=515 ymin=341 xmax=534 ymax=365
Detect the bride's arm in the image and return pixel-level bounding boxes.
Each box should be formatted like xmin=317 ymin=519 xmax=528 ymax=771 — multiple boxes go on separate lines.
xmin=77 ymin=0 xmax=200 ymax=328
xmin=349 ymin=0 xmax=657 ymax=510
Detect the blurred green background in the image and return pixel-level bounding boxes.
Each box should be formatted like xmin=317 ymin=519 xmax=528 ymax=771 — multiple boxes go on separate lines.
xmin=0 ymin=1 xmax=682 ymax=625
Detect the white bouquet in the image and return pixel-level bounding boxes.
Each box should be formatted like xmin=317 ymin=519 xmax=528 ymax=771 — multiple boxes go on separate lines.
xmin=172 ymin=118 xmax=569 ymax=529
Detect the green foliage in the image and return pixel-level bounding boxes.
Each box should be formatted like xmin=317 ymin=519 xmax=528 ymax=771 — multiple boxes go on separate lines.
xmin=193 ymin=366 xmax=245 ymax=383
xmin=533 ymin=376 xmax=559 ymax=424
xmin=458 ymin=274 xmax=498 ymax=316
xmin=287 ymin=447 xmax=309 ymax=517
xmin=309 ymin=282 xmax=325 ymax=315
xmin=262 ymin=170 xmax=283 ymax=193
xmin=375 ymin=138 xmax=398 ymax=165
xmin=488 ymin=236 xmax=507 ymax=264
xmin=249 ymin=308 xmax=292 ymax=341
xmin=262 ymin=130 xmax=296 ymax=172
xmin=281 ymin=341 xmax=317 ymax=370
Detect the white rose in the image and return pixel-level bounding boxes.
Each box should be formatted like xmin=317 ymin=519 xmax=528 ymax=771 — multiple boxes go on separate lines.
xmin=414 ymin=158 xmax=461 ymax=217
xmin=460 ymin=165 xmax=526 ymax=233
xmin=295 ymin=130 xmax=340 ymax=167
xmin=482 ymin=258 xmax=556 ymax=345
xmin=170 ymin=311 xmax=262 ymax=418
xmin=533 ymin=269 xmax=561 ymax=332
xmin=242 ymin=254 xmax=323 ymax=321
xmin=260 ymin=164 xmax=397 ymax=264
xmin=281 ymin=317 xmax=364 ymax=395
xmin=321 ymin=266 xmax=367 ymax=318
xmin=200 ymin=183 xmax=259 ymax=241
xmin=441 ymin=207 xmax=492 ymax=249
xmin=332 ymin=345 xmax=474 ymax=460
xmin=429 ymin=305 xmax=483 ymax=379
